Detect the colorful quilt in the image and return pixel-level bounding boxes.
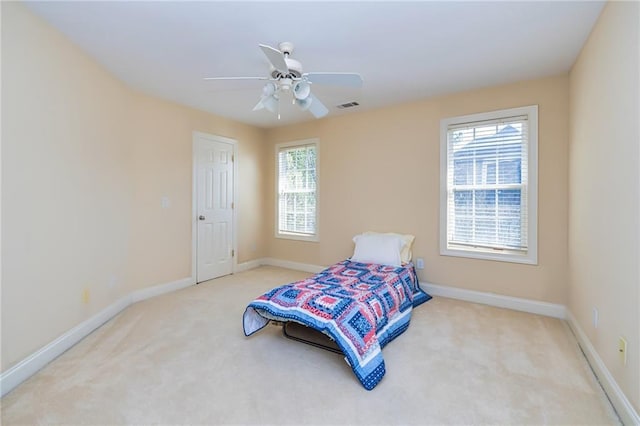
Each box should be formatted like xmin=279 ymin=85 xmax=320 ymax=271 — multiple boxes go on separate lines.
xmin=242 ymin=260 xmax=431 ymax=390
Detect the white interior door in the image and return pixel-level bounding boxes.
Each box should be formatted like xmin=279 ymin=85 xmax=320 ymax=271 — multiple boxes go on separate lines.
xmin=195 ymin=134 xmax=234 ymax=283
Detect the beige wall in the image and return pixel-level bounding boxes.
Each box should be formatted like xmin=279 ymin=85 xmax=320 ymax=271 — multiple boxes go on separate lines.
xmin=568 ymin=0 xmax=639 ymax=413
xmin=1 ymin=2 xmax=267 ymax=372
xmin=266 ymin=75 xmax=570 ymax=304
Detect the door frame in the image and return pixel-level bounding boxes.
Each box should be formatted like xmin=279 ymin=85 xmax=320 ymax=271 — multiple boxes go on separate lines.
xmin=191 ymin=131 xmax=239 ymax=282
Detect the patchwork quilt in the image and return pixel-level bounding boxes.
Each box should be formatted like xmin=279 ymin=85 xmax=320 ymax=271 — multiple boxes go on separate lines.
xmin=242 ymin=260 xmax=431 ymax=390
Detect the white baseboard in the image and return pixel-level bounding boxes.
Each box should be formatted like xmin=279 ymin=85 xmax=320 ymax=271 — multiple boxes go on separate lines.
xmin=262 ymin=258 xmax=326 ymax=274
xmin=130 ymin=277 xmax=194 ymax=303
xmin=566 ymin=311 xmax=640 ymax=425
xmin=236 ymin=258 xmax=323 ymax=274
xmin=0 ymin=276 xmax=194 ymax=398
xmin=236 ymin=258 xmax=266 ymax=273
xmin=421 ymin=281 xmax=567 ymax=319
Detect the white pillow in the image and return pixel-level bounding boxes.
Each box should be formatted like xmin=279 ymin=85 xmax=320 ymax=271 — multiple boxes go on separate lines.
xmin=351 ymin=234 xmax=404 ymax=267
xmin=363 ymin=231 xmax=415 ymax=263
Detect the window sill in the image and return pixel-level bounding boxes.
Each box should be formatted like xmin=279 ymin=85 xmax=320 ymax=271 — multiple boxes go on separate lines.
xmin=276 ymin=232 xmax=319 ymax=243
xmin=440 ymin=247 xmax=537 ymax=265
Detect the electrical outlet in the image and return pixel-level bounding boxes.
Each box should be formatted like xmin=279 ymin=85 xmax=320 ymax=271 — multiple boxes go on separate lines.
xmin=619 ymin=337 xmax=627 ymax=366
xmin=416 ymin=258 xmax=425 ymax=270
xmin=592 ymin=308 xmax=598 ymax=328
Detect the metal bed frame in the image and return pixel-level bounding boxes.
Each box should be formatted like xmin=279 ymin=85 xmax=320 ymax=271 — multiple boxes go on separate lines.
xmin=280 ymin=321 xmax=342 ymax=354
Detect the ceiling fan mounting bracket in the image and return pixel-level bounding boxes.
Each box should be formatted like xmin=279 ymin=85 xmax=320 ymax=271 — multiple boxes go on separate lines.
xmin=278 ymin=41 xmax=295 ymax=56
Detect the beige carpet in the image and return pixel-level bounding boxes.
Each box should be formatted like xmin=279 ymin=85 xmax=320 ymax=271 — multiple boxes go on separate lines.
xmin=1 ymin=266 xmax=620 ymax=425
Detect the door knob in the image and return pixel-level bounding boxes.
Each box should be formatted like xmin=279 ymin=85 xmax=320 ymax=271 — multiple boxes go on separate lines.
xmin=199 ymin=215 xmax=205 ymax=220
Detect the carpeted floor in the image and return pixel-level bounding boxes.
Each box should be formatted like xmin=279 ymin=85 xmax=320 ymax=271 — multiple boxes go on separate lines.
xmin=1 ymin=266 xmax=620 ymax=425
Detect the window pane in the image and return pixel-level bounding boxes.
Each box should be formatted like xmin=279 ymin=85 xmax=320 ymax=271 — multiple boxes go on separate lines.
xmin=454 ymin=190 xmax=472 ymax=216
xmin=453 ymin=217 xmax=473 ymax=243
xmin=453 ymin=158 xmax=473 ymax=186
xmin=498 ymin=189 xmax=522 ymax=247
xmin=475 ymin=190 xmax=496 ymax=217
xmin=475 ymin=219 xmax=496 ymax=244
xmin=498 ymin=189 xmax=521 ymax=216
xmin=499 ymin=158 xmax=521 ymax=184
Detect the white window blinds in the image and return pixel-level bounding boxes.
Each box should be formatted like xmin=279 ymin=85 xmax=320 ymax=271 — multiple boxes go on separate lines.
xmin=277 ymin=141 xmax=318 ymax=240
xmin=441 ymin=106 xmax=538 ymax=264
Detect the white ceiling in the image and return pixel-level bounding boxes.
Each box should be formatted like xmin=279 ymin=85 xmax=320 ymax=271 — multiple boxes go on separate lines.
xmin=25 ymin=1 xmax=605 ymax=129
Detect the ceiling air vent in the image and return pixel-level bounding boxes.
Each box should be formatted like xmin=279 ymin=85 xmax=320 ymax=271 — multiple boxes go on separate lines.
xmin=336 ymin=101 xmax=360 ymax=109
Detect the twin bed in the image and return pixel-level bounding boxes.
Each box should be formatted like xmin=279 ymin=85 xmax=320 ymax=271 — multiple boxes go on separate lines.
xmin=242 ymin=232 xmax=431 ymax=390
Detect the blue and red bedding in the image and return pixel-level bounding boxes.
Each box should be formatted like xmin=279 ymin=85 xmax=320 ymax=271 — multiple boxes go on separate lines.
xmin=242 ymin=260 xmax=431 ymax=390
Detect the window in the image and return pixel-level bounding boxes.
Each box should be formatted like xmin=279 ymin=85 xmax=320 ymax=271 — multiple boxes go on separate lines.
xmin=276 ymin=139 xmax=319 ymax=241
xmin=440 ymin=105 xmax=538 ymax=264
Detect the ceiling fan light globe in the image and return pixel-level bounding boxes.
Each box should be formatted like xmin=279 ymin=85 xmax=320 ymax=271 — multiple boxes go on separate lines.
xmin=264 ymin=95 xmax=279 ymax=113
xmin=296 ymin=96 xmax=313 ymax=111
xmin=262 ymin=82 xmax=277 ymax=97
xmin=293 ymin=81 xmax=311 ymax=100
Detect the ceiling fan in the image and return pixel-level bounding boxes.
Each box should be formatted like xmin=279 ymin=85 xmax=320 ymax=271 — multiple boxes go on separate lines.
xmin=204 ymin=42 xmax=363 ymax=119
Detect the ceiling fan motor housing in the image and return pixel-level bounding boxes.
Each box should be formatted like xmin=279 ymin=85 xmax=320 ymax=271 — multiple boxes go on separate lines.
xmin=271 ymin=57 xmax=303 ymax=80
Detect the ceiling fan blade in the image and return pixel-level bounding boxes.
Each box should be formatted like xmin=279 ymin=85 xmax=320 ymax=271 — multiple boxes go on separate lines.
xmin=307 ymin=93 xmax=329 ymax=118
xmin=253 ymin=97 xmax=265 ymax=111
xmin=304 ymin=73 xmax=363 ymax=88
xmin=259 ymin=44 xmax=289 ymax=74
xmin=203 ymin=76 xmax=268 ymax=81
xmin=253 ymin=94 xmax=279 ymax=113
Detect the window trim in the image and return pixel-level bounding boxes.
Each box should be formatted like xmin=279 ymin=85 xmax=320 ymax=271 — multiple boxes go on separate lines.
xmin=439 ymin=105 xmax=538 ymax=265
xmin=275 ymin=138 xmax=320 ymax=242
